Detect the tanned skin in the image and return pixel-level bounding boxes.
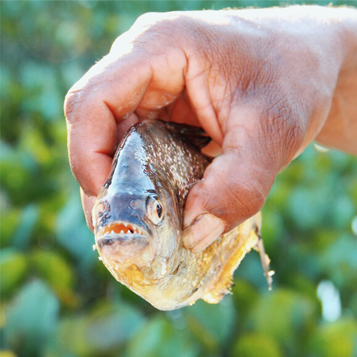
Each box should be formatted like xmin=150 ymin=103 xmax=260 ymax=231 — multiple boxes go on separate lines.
xmin=65 ymin=6 xmax=357 ymax=252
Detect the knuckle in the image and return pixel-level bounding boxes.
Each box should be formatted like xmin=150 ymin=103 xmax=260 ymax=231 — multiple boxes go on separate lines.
xmin=230 ymin=179 xmax=266 ymax=219
xmin=133 ymin=12 xmax=188 ymax=46
xmin=133 ymin=13 xmax=181 ymax=42
xmin=134 ymin=12 xmax=163 ymax=27
xmin=68 ymin=152 xmax=81 ymax=179
xmin=68 ymin=150 xmax=92 ymax=192
xmin=64 ymin=89 xmax=88 ymax=125
xmin=201 ymin=160 xmax=267 ymax=225
xmin=262 ymin=94 xmax=305 ymax=162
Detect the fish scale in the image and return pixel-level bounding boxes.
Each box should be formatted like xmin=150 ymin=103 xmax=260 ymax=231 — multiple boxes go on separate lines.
xmin=92 ymin=119 xmax=271 ymax=310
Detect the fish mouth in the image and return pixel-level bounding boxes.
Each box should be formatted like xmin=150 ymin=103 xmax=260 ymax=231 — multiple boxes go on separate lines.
xmin=95 ymin=222 xmax=149 ymax=247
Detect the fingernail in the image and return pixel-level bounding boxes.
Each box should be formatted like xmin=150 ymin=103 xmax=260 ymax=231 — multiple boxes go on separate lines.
xmin=183 ymin=206 xmax=198 ymax=228
xmin=80 ymin=188 xmax=97 ymax=230
xmin=183 ymin=213 xmax=225 ymax=253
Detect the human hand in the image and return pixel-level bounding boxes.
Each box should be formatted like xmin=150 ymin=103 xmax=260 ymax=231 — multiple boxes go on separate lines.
xmin=64 ymin=6 xmax=357 ymax=253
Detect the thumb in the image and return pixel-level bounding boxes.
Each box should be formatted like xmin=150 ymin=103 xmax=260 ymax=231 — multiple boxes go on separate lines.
xmin=182 ymin=113 xmax=278 ymax=253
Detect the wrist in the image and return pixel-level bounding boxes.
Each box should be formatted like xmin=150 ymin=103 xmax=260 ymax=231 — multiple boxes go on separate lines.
xmin=333 ymin=7 xmax=357 ymax=74
xmin=315 ymin=7 xmax=357 ymax=155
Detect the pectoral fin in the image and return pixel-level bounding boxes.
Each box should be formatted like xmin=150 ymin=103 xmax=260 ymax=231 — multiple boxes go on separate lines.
xmin=202 ymin=228 xmax=260 ymax=304
xmin=201 ymin=213 xmax=272 ymax=304
xmin=256 ymin=234 xmax=274 ymax=290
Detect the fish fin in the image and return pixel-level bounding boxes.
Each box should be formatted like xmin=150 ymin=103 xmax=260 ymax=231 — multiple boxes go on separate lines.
xmin=255 ymin=233 xmax=274 ymax=291
xmin=163 ymin=121 xmax=212 ymax=149
xmin=247 ymin=212 xmax=274 ymax=290
xmin=202 ymin=220 xmax=261 ymax=304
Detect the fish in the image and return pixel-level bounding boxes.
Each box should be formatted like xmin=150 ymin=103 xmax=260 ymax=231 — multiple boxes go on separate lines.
xmin=92 ymin=119 xmax=272 ymax=311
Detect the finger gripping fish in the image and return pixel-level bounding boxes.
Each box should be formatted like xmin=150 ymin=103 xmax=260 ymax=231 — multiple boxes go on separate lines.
xmin=92 ymin=120 xmax=271 ymax=311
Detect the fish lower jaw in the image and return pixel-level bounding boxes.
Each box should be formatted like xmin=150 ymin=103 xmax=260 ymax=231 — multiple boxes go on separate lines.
xmin=96 ymin=232 xmax=147 ymax=240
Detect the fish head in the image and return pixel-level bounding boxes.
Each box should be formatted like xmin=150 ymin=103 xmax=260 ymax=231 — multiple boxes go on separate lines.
xmin=92 ymin=128 xmax=182 ymax=283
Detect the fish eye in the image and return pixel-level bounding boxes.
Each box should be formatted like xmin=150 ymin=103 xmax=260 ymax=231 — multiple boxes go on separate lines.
xmin=146 ymin=196 xmax=164 ymax=225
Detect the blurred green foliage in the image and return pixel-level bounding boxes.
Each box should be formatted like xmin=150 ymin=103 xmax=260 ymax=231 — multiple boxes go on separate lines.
xmin=1 ymin=1 xmax=357 ymax=356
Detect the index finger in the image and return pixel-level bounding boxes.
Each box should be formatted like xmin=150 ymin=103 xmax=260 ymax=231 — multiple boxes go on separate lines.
xmin=64 ymin=17 xmax=188 ymax=196
xmin=64 ymin=53 xmax=152 ymax=197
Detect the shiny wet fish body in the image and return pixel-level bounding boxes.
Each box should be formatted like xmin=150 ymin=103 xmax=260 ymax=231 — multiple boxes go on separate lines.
xmin=92 ymin=120 xmax=269 ymax=310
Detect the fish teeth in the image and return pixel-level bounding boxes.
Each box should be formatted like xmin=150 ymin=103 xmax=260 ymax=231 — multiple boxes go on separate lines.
xmin=100 ymin=222 xmax=147 ymax=238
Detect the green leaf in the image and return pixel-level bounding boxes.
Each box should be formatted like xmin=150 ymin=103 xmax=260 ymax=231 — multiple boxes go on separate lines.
xmin=31 ymin=249 xmax=78 ymax=308
xmin=250 ymin=289 xmax=317 ymax=353
xmin=87 ymin=301 xmax=146 ymax=350
xmin=45 ymin=314 xmax=92 ymax=357
xmin=125 ymin=315 xmax=198 ymax=357
xmin=12 ymin=204 xmax=39 ymax=250
xmin=45 ymin=301 xmax=145 ymax=356
xmin=288 ymin=188 xmax=326 ymax=231
xmin=2 ymin=2 xmax=357 ymax=357
xmin=0 ymin=207 xmax=20 ymax=247
xmin=320 ymin=234 xmax=357 ymax=288
xmin=309 ymin=318 xmax=357 ymax=357
xmin=184 ymin=296 xmax=236 ymax=353
xmin=0 ymin=351 xmax=17 ymax=357
xmin=232 ymin=279 xmax=259 ymax=317
xmin=4 ymin=279 xmax=59 ymax=356
xmin=231 ymin=333 xmax=283 ymax=357
xmin=56 ymin=193 xmax=96 ymax=269
xmin=0 ymin=248 xmax=27 ymax=296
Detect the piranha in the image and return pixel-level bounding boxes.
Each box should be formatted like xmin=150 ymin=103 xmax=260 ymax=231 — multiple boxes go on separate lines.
xmin=92 ymin=119 xmax=272 ymax=311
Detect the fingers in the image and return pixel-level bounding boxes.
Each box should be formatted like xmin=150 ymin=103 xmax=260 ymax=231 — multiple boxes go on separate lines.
xmin=78 ymin=114 xmax=140 ymax=232
xmin=65 ymin=55 xmax=152 ymax=197
xmin=182 ymin=106 xmax=279 ymax=253
xmin=80 ymin=188 xmax=96 ymax=232
xmin=65 ymin=26 xmax=187 ymax=199
xmin=183 ymin=150 xmax=275 ymax=253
